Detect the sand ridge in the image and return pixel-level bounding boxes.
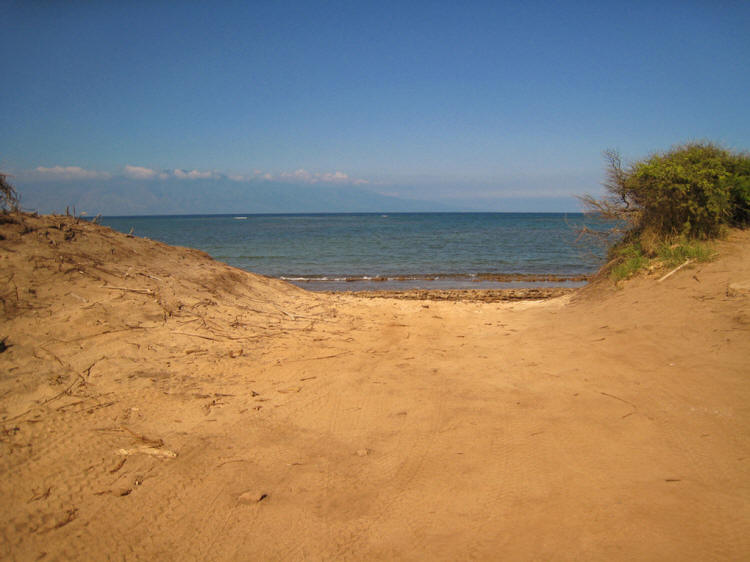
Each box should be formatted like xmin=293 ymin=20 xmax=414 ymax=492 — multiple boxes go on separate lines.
xmin=1 ymin=214 xmax=749 ymax=560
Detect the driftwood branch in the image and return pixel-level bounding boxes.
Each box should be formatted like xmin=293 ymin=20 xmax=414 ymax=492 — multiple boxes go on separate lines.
xmin=658 ymin=259 xmax=693 ymax=283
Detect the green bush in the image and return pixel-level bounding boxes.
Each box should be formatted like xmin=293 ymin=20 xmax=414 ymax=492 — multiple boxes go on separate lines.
xmin=626 ymin=143 xmax=749 ymax=238
xmin=723 ymin=155 xmax=750 ymax=226
xmin=581 ymin=142 xmax=748 ymax=281
xmin=609 ymin=240 xmax=648 ymax=281
xmin=583 ymin=142 xmax=750 ymax=240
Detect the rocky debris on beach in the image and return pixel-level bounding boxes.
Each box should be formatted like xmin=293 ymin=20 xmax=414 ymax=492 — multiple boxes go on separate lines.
xmin=340 ymin=287 xmax=576 ymax=302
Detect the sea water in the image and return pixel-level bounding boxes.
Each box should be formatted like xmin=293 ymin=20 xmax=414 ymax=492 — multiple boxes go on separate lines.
xmin=98 ymin=213 xmax=611 ymax=291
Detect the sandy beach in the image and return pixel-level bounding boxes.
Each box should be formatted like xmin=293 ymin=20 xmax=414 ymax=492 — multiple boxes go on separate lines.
xmin=1 ymin=213 xmax=749 ymax=560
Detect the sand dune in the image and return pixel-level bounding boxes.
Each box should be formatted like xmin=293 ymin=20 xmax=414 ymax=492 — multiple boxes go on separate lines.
xmin=1 ymin=214 xmax=749 ymax=560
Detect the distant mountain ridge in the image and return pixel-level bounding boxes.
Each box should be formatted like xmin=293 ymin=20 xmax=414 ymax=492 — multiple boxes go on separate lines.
xmin=16 ymin=176 xmax=451 ymax=216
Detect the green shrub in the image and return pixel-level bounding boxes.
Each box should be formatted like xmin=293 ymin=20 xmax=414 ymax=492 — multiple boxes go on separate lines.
xmin=626 ymin=143 xmax=750 ymax=238
xmin=609 ymin=240 xmax=647 ymax=281
xmin=656 ymin=238 xmax=716 ymax=267
xmin=723 ymin=155 xmax=750 ymax=226
xmin=581 ymin=142 xmax=749 ymax=281
xmin=583 ymin=142 xmax=750 ymax=237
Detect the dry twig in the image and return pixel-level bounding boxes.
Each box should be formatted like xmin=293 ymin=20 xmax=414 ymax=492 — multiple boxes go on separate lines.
xmin=658 ymin=259 xmax=693 ymax=283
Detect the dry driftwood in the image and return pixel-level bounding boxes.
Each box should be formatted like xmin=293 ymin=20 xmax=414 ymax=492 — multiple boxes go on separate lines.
xmin=658 ymin=259 xmax=693 ymax=283
xmin=117 ymin=446 xmax=177 ymax=458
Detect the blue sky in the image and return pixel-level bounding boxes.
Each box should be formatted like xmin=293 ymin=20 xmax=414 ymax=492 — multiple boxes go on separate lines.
xmin=2 ymin=0 xmax=749 ymax=213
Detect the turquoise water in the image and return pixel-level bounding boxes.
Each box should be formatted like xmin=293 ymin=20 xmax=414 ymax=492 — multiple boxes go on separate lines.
xmin=99 ymin=213 xmax=610 ymax=291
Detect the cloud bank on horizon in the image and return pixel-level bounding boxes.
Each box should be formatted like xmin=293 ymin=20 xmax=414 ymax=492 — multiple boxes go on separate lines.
xmin=32 ymin=166 xmax=112 ymax=181
xmin=24 ymin=164 xmax=368 ymax=187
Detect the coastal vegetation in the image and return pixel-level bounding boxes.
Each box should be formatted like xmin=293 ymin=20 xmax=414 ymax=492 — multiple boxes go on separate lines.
xmin=581 ymin=142 xmax=750 ymax=281
xmin=0 ymin=171 xmax=19 ymax=212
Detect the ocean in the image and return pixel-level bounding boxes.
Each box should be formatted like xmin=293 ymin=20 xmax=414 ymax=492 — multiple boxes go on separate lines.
xmin=98 ymin=213 xmax=611 ymax=291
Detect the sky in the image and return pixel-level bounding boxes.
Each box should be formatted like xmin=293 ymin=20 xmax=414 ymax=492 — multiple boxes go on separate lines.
xmin=1 ymin=0 xmax=749 ymax=214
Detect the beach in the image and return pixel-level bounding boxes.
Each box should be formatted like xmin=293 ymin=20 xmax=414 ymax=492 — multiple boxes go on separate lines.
xmin=2 ymin=213 xmax=749 ymax=560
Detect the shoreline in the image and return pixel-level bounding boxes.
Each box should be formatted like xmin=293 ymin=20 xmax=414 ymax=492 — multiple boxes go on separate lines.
xmin=326 ymin=287 xmax=577 ymax=302
xmin=282 ymin=273 xmax=590 ymax=283
xmin=288 ymin=275 xmax=589 ymax=293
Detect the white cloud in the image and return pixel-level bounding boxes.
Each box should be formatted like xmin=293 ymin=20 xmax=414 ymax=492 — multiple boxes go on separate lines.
xmin=124 ymin=166 xmax=221 ymax=181
xmin=33 ymin=166 xmax=110 ymax=181
xmin=318 ymin=171 xmax=348 ymax=183
xmin=123 ymin=165 xmax=159 ymax=180
xmin=30 ymin=163 xmax=370 ymax=187
xmin=173 ymin=169 xmax=219 ymax=180
xmin=276 ymin=169 xmax=369 ymax=185
xmin=280 ymin=168 xmax=314 ymax=182
xmin=227 ymin=169 xmax=368 ymax=185
xmin=228 ymin=170 xmax=272 ymax=182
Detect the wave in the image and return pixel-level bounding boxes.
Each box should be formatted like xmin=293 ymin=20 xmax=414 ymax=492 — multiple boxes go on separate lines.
xmin=279 ymin=273 xmax=589 ymax=283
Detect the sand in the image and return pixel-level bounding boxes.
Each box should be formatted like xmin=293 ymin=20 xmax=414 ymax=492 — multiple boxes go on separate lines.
xmin=1 ymin=213 xmax=749 ymax=560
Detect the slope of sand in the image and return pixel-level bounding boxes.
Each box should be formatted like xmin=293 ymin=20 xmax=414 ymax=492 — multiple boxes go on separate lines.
xmin=1 ymin=214 xmax=749 ymax=560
